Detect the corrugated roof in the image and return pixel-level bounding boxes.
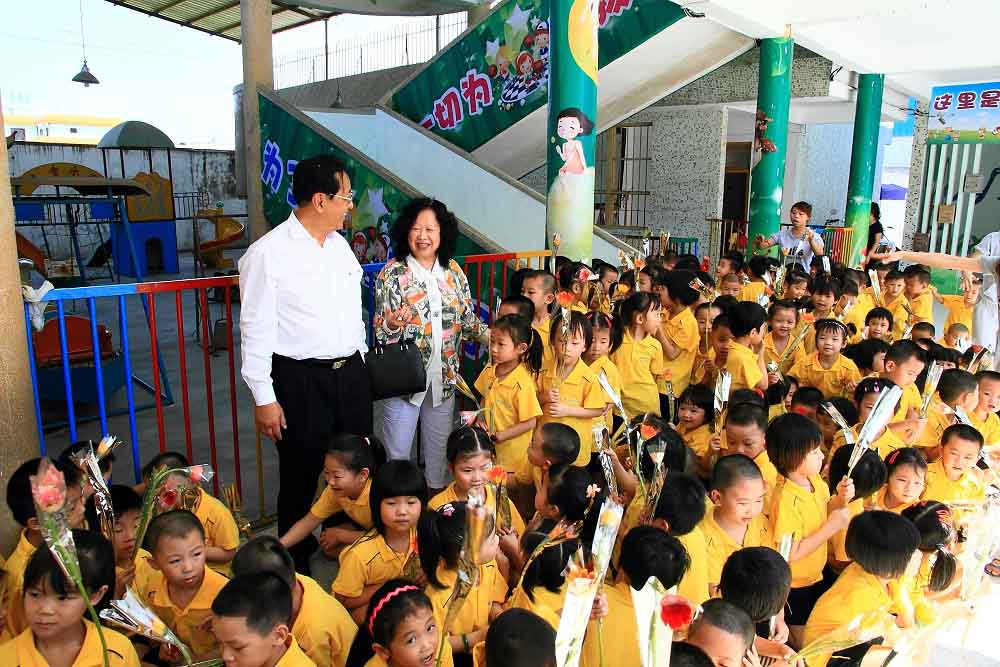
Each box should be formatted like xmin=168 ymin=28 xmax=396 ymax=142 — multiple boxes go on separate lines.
xmin=103 ymin=1 xmax=338 ymax=42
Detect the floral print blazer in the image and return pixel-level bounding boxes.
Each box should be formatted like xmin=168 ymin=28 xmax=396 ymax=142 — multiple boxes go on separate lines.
xmin=374 ymin=258 xmax=488 ymax=399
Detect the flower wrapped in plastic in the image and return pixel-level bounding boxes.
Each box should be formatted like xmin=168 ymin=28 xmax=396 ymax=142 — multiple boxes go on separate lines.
xmin=133 ymin=464 xmax=215 ymax=560
xmin=849 ymin=385 xmax=902 ymax=477
xmin=435 ymin=494 xmax=488 ymax=667
xmin=486 ymin=465 xmax=512 ymax=532
xmin=101 ymin=588 xmax=196 ymax=665
xmin=789 ymin=606 xmax=894 ymax=665
xmin=402 ymin=531 xmax=422 ymax=583
xmin=70 ymin=439 xmax=117 ymax=543
xmin=662 ymin=369 xmax=676 ymax=424
xmin=592 ymin=424 xmax=618 ymax=499
xmin=30 ymin=459 xmax=111 ymax=667
xmin=452 ymin=375 xmax=482 ymax=410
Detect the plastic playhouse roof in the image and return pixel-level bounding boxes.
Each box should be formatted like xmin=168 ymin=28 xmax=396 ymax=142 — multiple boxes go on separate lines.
xmin=11 ymin=176 xmax=153 ymax=196
xmin=98 ymin=121 xmax=175 ymax=149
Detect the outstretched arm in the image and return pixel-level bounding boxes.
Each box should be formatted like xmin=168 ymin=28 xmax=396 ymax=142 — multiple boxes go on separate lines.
xmin=871 ymin=250 xmax=983 ymax=273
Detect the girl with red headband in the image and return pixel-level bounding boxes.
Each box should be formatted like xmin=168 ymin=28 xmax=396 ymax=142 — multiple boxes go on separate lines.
xmin=345 ymin=579 xmax=447 ymax=667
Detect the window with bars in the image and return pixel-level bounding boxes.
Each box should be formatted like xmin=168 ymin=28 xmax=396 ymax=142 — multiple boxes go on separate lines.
xmin=593 ymin=122 xmax=652 ymax=229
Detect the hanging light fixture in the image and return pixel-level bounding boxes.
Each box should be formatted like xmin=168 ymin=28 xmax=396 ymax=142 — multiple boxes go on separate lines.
xmin=72 ymin=0 xmax=99 ymax=86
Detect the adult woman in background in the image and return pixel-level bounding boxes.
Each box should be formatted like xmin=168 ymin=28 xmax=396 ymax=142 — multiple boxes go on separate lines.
xmin=374 ymin=198 xmax=489 ymax=491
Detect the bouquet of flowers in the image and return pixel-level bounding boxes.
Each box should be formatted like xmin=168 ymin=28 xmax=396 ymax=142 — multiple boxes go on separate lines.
xmin=31 ymin=459 xmax=111 ymax=667
xmin=133 ymin=464 xmax=214 ymax=560
xmin=100 ymin=588 xmax=196 ymax=665
xmin=435 ymin=494 xmax=488 ymax=667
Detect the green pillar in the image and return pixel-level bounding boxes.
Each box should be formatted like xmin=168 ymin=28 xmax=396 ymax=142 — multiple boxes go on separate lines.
xmin=844 ymin=73 xmax=884 ymax=267
xmin=546 ymin=0 xmax=598 ymax=261
xmin=748 ymin=37 xmax=794 ymax=255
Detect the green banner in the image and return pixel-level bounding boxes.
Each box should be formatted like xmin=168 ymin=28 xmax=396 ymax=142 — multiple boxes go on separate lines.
xmin=390 ymin=0 xmax=685 ymax=153
xmin=259 ymin=92 xmax=487 ymax=263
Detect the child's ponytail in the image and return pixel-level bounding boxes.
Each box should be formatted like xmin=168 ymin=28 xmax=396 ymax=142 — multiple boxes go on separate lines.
xmin=902 ymin=500 xmax=958 ymax=593
xmin=345 ymin=579 xmax=434 ymax=667
xmin=524 ymin=326 xmax=543 ymax=374
xmin=417 ymin=503 xmax=467 ymax=589
xmin=493 ymin=314 xmax=543 ymax=374
xmin=611 ymin=292 xmax=656 ymax=353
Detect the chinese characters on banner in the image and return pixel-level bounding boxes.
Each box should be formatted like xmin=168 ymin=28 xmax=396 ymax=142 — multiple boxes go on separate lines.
xmin=927 ymin=81 xmax=1000 ymax=144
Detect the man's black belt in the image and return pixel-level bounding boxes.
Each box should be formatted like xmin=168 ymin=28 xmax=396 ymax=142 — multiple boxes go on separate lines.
xmin=273 ymin=351 xmax=358 ymax=370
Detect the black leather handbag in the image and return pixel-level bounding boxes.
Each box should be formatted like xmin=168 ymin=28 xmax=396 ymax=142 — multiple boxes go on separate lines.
xmin=365 ymin=339 xmax=427 ymax=400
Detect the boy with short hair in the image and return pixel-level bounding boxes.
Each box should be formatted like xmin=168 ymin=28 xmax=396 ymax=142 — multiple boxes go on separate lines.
xmin=721 ymin=403 xmax=778 ymax=493
xmin=911 ymin=321 xmax=935 ymax=342
xmin=212 ymin=572 xmax=316 ymax=667
xmin=142 ymin=452 xmax=240 ymax=573
xmin=653 ymin=472 xmax=710 ymax=604
xmin=904 ymin=265 xmax=933 ymax=323
xmin=485 ymin=609 xmax=555 ymax=667
xmin=922 ymin=424 xmax=987 ymax=526
xmin=725 ymin=302 xmax=768 ymax=392
xmin=702 ymin=455 xmax=771 ymax=593
xmin=142 ymin=510 xmax=229 ymax=660
xmin=497 ymin=294 xmax=534 ymax=322
xmin=719 ymin=547 xmax=793 ymax=664
xmin=883 ymin=340 xmax=928 ymax=444
xmin=3 ymin=458 xmax=85 ymax=639
xmin=883 ymin=270 xmax=910 ymax=340
xmin=941 ymin=322 xmax=971 ymax=350
xmin=738 ymin=256 xmax=771 ymax=305
xmin=765 ymin=414 xmax=854 ymax=646
xmin=934 ymin=275 xmax=980 ymax=338
xmin=969 ymin=370 xmax=1000 ymax=447
xmin=916 ymin=369 xmax=979 ymax=455
xmin=716 ymin=251 xmax=744 ymax=282
xmin=719 ymin=273 xmax=742 ymax=298
xmin=787 ymin=320 xmax=861 ymax=399
xmin=864 ymin=307 xmax=894 ymax=342
xmin=789 ymin=386 xmax=824 ymax=421
xmin=232 ymin=536 xmax=356 ymax=667
xmin=109 ymin=484 xmax=157 ymax=600
xmin=686 ymin=599 xmax=757 ymax=667
xmin=521 ymin=269 xmax=557 ymax=364
xmin=693 ymin=313 xmax=733 ymax=386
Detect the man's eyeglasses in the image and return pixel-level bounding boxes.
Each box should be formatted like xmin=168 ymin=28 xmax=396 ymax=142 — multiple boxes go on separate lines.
xmin=328 ymin=191 xmax=355 ymax=203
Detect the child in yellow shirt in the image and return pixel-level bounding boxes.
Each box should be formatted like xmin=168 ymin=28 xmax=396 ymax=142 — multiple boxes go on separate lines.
xmin=346 ymin=580 xmax=450 ymax=667
xmin=609 ymin=292 xmax=665 ymax=417
xmin=506 ymin=523 xmax=573 ymax=628
xmin=831 ymin=378 xmax=906 ymax=460
xmin=786 ymin=319 xmax=861 ymax=399
xmin=109 ymin=485 xmax=157 ymax=600
xmin=802 ymin=511 xmax=921 ymax=667
xmin=650 ymin=472 xmax=711 ymax=604
xmin=232 ymin=536 xmax=357 ymax=667
xmin=211 ymin=573 xmax=317 ymax=667
xmin=766 ymin=413 xmax=854 ymax=647
xmin=725 ymin=302 xmax=768 ymax=392
xmin=513 ymin=423 xmax=581 ymax=511
xmin=702 ymin=455 xmax=771 ymax=593
xmin=825 ymin=444 xmax=887 ymax=572
xmin=719 ymin=272 xmax=743 ymax=298
xmin=864 ymin=307 xmax=894 ymax=342
xmin=940 ymin=322 xmax=971 ymax=350
xmin=883 ymin=340 xmax=928 ymax=445
xmin=869 ymin=448 xmax=927 ymax=514
xmin=904 ymin=265 xmax=934 ymax=323
xmin=764 ymin=300 xmax=806 ymax=377
xmin=142 ymin=452 xmax=240 ymax=573
xmin=915 ymin=368 xmax=979 ymax=456
xmin=584 ymin=312 xmax=621 ymax=434
xmin=475 ymin=314 xmax=544 ymax=470
xmin=910 ymin=321 xmax=935 ymax=343
xmin=280 ymin=434 xmax=375 ymax=558
xmin=901 ymin=501 xmax=960 ymax=593
xmin=332 ymin=461 xmax=426 ymax=624
xmin=839 ymin=278 xmax=867 ymax=343
xmin=3 ymin=458 xmax=85 ymax=641
xmin=686 ymin=599 xmax=756 ymax=667
xmin=581 ymin=527 xmax=689 ymax=667
xmin=934 ymin=276 xmax=980 ymax=335
xmin=802 ymin=276 xmax=839 ymax=355
xmin=721 ymin=403 xmax=779 ymax=499
xmin=0 ymin=531 xmax=140 ymax=667
xmin=654 ymin=270 xmax=703 ymax=404
xmin=692 ymin=312 xmax=733 ymax=386
xmin=521 ymin=270 xmax=557 ymax=366
xmin=143 ymin=510 xmax=230 ymax=661
xmin=419 ymin=503 xmax=507 ymax=660
xmin=738 ymin=256 xmax=771 ymax=305
xmin=537 ymin=312 xmax=607 ymax=466
xmin=922 ymin=424 xmax=987 ymax=526
xmin=676 ymin=384 xmax=715 ymax=472
xmin=883 ymin=270 xmax=910 ymax=340
xmin=969 ymin=370 xmax=1000 ymax=447
xmin=718 ymin=547 xmax=795 ymax=665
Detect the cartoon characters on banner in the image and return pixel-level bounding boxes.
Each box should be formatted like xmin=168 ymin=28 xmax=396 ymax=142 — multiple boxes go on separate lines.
xmin=347 ymin=187 xmax=393 ymax=264
xmin=495 ymin=18 xmax=550 ymax=110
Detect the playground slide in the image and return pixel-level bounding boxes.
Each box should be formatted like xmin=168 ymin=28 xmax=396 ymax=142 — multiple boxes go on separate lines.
xmin=196 ymin=209 xmax=246 ymax=269
xmin=306 ymin=106 xmax=634 ymax=262
xmin=385 ymin=0 xmax=754 ymax=179
xmin=16 ymin=231 xmax=47 ymax=276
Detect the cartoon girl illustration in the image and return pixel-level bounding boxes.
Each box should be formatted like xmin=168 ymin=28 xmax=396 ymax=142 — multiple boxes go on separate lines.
xmin=555 ymin=107 xmax=594 ymax=176
xmin=532 ymin=22 xmax=550 ymax=61
xmin=516 ymin=52 xmax=536 ymax=83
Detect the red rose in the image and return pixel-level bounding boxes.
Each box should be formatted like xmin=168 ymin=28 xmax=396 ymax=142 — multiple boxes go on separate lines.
xmin=159 ymin=488 xmax=178 ymax=509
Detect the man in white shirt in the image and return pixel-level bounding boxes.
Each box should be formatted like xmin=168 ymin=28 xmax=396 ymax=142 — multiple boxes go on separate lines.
xmin=971 ymin=231 xmax=1000 ymax=353
xmin=238 ymin=155 xmax=371 ymax=572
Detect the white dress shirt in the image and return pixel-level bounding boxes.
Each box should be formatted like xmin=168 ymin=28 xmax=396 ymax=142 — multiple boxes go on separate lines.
xmin=238 ymin=211 xmax=367 ymax=406
xmin=974 ymin=233 xmax=1000 ymax=354
xmin=405 ymin=255 xmax=445 ymax=408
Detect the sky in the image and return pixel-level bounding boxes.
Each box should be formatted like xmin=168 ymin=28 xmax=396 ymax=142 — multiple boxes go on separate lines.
xmin=0 ymin=0 xmax=434 ymax=148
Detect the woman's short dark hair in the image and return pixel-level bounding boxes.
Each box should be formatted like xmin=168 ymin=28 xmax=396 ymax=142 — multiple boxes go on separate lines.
xmin=390 ymin=198 xmax=459 ymax=267
xmin=291 ymin=155 xmax=349 ymax=206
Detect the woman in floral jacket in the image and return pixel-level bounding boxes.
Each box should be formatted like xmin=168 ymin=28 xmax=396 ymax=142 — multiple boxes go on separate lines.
xmin=374 ymin=198 xmax=489 ymax=490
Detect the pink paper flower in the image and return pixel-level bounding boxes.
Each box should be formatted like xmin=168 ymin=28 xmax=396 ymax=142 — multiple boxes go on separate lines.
xmin=659 ymin=594 xmax=697 ymax=630
xmin=31 ymin=461 xmax=67 ymax=513
xmin=159 ymin=488 xmax=178 ymax=510
xmin=188 ymin=465 xmax=205 ymax=483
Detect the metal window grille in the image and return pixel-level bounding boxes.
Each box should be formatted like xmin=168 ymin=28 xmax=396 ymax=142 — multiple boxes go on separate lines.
xmin=594 ymin=122 xmax=652 ymax=231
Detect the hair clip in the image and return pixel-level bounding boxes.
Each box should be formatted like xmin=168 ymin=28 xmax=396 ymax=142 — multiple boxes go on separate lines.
xmin=440 ymin=503 xmax=455 ymax=517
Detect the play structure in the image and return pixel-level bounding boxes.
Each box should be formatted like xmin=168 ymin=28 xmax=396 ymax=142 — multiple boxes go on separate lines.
xmin=195 ymin=207 xmax=246 ymax=270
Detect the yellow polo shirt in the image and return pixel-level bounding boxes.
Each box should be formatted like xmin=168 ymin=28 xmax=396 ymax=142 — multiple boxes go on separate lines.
xmin=829 ymin=498 xmax=865 ymax=564
xmin=506 ymin=582 xmax=566 ymax=630
xmin=588 ymin=354 xmax=621 ymax=434
xmin=968 ymin=411 xmax=1000 ymax=447
xmin=842 ymin=303 xmax=867 ymax=343
xmin=922 ymin=460 xmax=985 ymax=512
xmin=143 ymin=566 xmax=229 ymax=659
xmin=536 ymin=359 xmax=607 ymax=466
xmin=193 ymin=489 xmax=241 ymax=575
xmin=610 ymin=332 xmax=665 ymax=418
xmin=754 ymin=450 xmax=779 ymax=493
xmin=119 ymin=547 xmax=157 ymax=600
xmin=277 ymin=636 xmax=318 ymax=667
xmin=293 ymin=574 xmax=357 ymax=667
xmin=939 ymin=294 xmax=974 ymax=333
xmin=915 ymin=398 xmax=955 ymax=450
xmin=787 ymin=353 xmax=861 ymax=399
xmin=580 ymin=579 xmax=640 ymax=667
xmin=677 ymin=526 xmax=710 ymax=604
xmin=430 ymin=482 xmax=525 ymax=536
xmin=683 ymin=424 xmax=713 ymax=459
xmin=701 ymin=508 xmax=772 ymax=588
xmin=726 ymin=340 xmax=764 ymax=392
xmin=0 ymin=620 xmax=140 ymax=667
xmin=310 ymin=478 xmax=373 ymax=529
xmin=332 ymin=530 xmax=417 ymax=599
xmin=908 ymin=291 xmax=933 ymax=324
xmin=739 ymin=281 xmax=768 ymax=304
xmin=533 ymin=318 xmax=554 ymax=369
xmin=2 ymin=530 xmax=37 ymax=639
xmin=865 ymin=487 xmax=915 ymax=515
xmin=425 ymin=562 xmax=507 ymax=637
xmin=769 ymin=475 xmax=831 ymax=588
xmin=659 ymin=308 xmax=700 ymax=397
xmin=890 ymin=382 xmax=923 ymax=424
xmin=475 ymin=363 xmax=543 ymax=470
xmin=802 ymin=563 xmax=892 ymax=667
xmin=884 ymin=295 xmax=910 ymax=340
xmin=763 ymin=331 xmax=805 ymax=374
